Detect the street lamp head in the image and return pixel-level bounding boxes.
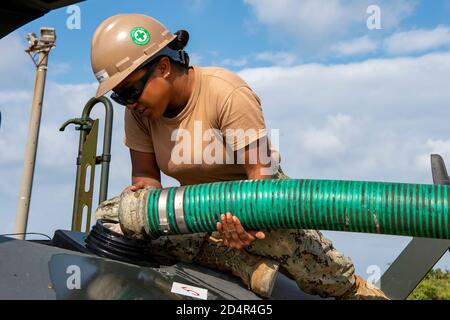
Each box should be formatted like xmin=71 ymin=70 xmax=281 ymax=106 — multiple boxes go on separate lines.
xmin=39 ymin=27 xmax=56 ymax=46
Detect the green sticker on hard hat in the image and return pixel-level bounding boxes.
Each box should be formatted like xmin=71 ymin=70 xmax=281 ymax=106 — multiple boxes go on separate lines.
xmin=130 ymin=27 xmax=151 ymax=46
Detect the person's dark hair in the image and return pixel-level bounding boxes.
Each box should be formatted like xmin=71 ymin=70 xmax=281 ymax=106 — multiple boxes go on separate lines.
xmin=168 ymin=30 xmax=190 ymax=69
xmin=169 ymin=30 xmax=190 ymax=50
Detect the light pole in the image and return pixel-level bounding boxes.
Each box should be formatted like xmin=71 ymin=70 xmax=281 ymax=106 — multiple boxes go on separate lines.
xmin=13 ymin=28 xmax=56 ymax=240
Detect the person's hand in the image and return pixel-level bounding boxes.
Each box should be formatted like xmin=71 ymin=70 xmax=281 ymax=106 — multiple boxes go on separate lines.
xmin=216 ymin=212 xmax=265 ymax=250
xmin=122 ymin=180 xmax=153 ymax=193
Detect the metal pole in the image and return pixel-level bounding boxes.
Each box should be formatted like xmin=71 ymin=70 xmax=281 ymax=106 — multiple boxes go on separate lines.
xmin=95 ymin=97 xmax=113 ymax=203
xmin=13 ymin=29 xmax=55 ymax=240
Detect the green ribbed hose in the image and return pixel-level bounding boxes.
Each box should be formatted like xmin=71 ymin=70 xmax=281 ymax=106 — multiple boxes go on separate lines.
xmin=141 ymin=179 xmax=450 ymax=239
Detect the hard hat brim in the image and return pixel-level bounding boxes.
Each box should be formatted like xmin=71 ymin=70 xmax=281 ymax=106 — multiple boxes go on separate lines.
xmin=95 ymin=71 xmax=129 ymax=98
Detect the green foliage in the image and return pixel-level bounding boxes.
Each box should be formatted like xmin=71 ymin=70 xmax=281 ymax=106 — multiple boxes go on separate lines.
xmin=408 ymin=269 xmax=450 ymax=300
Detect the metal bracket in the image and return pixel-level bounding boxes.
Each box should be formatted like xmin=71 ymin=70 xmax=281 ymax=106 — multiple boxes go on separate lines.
xmin=72 ymin=119 xmax=98 ymax=233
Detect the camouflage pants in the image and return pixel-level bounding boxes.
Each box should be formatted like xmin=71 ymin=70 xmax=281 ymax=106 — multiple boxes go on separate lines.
xmin=95 ymin=169 xmax=356 ymax=298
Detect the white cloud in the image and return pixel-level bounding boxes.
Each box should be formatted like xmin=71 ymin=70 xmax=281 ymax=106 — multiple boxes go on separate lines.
xmin=0 ymin=34 xmax=33 ymax=89
xmin=244 ymin=0 xmax=418 ymax=47
xmin=239 ymin=52 xmax=450 ymax=183
xmin=384 ymin=26 xmax=450 ymax=55
xmin=184 ymin=0 xmax=208 ymax=12
xmin=50 ymin=62 xmax=71 ymax=76
xmin=378 ymin=0 xmax=419 ymax=29
xmin=0 ymin=82 xmax=97 ymax=169
xmin=255 ymin=51 xmax=297 ymax=66
xmin=222 ymin=57 xmax=249 ymax=68
xmin=0 ymin=91 xmax=31 ymax=104
xmin=414 ymin=139 xmax=450 ymax=172
xmin=301 ymin=114 xmax=358 ymax=156
xmin=189 ymin=52 xmax=203 ymax=65
xmin=220 ymin=51 xmax=298 ymax=69
xmin=334 ymin=36 xmax=379 ymax=56
xmin=245 ymin=0 xmax=349 ymax=39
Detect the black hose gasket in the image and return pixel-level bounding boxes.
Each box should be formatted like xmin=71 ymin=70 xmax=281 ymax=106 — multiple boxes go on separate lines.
xmin=85 ymin=219 xmax=158 ymax=267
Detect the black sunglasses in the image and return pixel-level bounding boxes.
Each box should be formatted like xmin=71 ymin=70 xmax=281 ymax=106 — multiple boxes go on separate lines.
xmin=110 ymin=61 xmax=158 ymax=106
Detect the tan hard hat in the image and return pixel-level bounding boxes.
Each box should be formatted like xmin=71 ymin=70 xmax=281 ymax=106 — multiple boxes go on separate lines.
xmin=91 ymin=14 xmax=177 ymax=98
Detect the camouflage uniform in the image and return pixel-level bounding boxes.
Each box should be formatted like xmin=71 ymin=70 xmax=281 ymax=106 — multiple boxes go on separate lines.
xmin=95 ymin=168 xmax=356 ymax=299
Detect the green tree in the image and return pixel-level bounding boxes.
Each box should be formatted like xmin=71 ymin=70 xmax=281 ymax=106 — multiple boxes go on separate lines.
xmin=408 ymin=269 xmax=450 ymax=300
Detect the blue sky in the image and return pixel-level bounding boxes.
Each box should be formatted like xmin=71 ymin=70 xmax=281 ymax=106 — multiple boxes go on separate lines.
xmin=1 ymin=0 xmax=450 ymax=289
xmin=19 ymin=0 xmax=450 ymax=83
xmin=20 ymin=0 xmax=276 ymax=83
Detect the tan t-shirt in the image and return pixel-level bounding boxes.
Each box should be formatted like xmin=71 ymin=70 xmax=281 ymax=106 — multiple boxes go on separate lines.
xmin=124 ymin=66 xmax=278 ymax=185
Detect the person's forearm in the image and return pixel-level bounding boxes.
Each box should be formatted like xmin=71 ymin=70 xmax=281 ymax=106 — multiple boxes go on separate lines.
xmin=245 ymin=164 xmax=274 ymax=180
xmin=242 ymin=137 xmax=275 ymax=180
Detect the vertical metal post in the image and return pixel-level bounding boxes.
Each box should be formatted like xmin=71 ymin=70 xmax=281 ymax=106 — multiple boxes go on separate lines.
xmin=84 ymin=97 xmax=113 ymax=204
xmin=60 ymin=97 xmax=113 ymax=232
xmin=13 ymin=29 xmax=55 ymax=239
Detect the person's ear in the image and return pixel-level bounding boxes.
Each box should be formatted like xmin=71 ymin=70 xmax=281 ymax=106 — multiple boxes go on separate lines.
xmin=157 ymin=57 xmax=171 ymax=79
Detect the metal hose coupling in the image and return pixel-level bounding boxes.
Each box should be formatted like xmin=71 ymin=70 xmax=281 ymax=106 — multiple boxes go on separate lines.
xmin=118 ymin=179 xmax=450 ymax=240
